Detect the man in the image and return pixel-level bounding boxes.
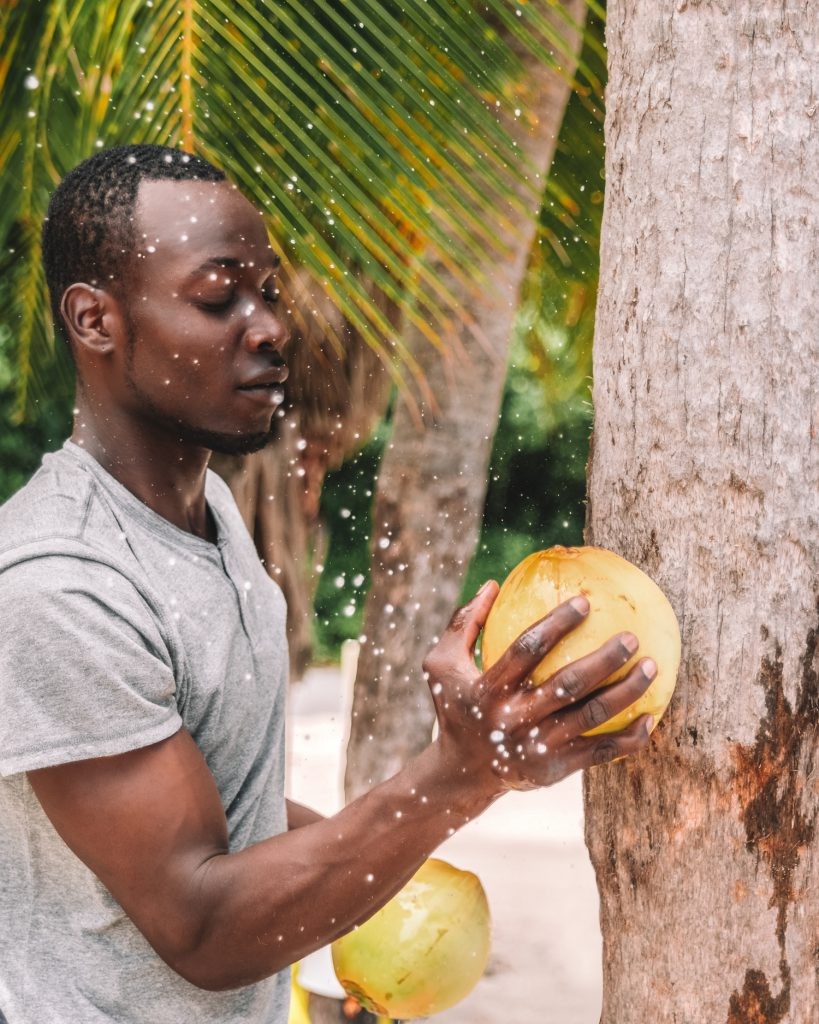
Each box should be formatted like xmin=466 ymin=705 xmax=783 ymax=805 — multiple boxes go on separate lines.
xmin=0 ymin=144 xmax=656 ymax=1023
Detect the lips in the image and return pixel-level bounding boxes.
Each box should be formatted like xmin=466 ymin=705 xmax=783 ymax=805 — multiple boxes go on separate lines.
xmin=237 ymin=363 xmax=289 ymax=389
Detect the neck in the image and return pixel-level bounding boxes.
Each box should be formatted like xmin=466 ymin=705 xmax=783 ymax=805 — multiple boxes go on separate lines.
xmin=70 ymin=410 xmax=214 ymax=543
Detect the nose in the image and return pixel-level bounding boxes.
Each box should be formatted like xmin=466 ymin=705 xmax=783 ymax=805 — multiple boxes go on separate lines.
xmin=243 ymin=304 xmax=291 ymax=354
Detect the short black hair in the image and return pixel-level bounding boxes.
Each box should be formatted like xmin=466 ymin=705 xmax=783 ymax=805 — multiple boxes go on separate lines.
xmin=42 ymin=143 xmax=226 ymax=348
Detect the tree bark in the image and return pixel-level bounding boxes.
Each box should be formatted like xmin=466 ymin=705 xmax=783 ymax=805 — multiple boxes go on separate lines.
xmin=584 ymin=2 xmax=818 ymax=1020
xmin=345 ymin=0 xmax=588 ymax=800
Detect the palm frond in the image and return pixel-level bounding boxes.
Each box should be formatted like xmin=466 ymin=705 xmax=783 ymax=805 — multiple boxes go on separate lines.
xmin=1 ymin=0 xmax=599 ymax=424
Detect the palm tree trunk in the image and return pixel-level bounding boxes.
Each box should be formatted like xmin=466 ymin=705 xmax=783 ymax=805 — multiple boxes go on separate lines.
xmin=584 ymin=1 xmax=818 ymax=1019
xmin=345 ymin=0 xmax=588 ymax=799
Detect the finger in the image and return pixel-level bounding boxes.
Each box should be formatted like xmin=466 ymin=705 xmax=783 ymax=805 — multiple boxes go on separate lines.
xmin=495 ymin=712 xmax=654 ymax=791
xmin=575 ymin=713 xmax=655 ymax=768
xmin=423 ymin=580 xmax=499 ymax=677
xmin=486 ymin=594 xmax=590 ymax=695
xmin=533 ymin=630 xmax=640 ymax=713
xmin=537 ymin=714 xmax=653 ymax=781
xmin=463 ymin=580 xmax=499 ymax=657
xmin=548 ymin=657 xmax=657 ymax=739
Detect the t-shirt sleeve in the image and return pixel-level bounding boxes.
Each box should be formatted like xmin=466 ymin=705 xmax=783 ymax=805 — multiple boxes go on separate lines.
xmin=0 ymin=554 xmax=182 ymax=777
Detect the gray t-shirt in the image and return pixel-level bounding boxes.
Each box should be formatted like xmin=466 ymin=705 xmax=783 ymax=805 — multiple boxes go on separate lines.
xmin=0 ymin=439 xmax=291 ymax=1024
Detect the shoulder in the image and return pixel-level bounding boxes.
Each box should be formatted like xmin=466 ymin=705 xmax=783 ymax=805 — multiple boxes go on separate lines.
xmin=0 ymin=445 xmax=153 ymax=588
xmin=0 ymin=447 xmax=92 ymax=559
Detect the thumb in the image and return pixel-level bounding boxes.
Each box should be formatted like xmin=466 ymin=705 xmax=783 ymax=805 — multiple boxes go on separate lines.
xmin=463 ymin=579 xmax=499 ymax=656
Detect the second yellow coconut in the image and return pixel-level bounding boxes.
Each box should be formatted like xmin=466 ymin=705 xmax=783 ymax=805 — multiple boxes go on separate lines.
xmin=331 ymin=858 xmax=490 ymax=1019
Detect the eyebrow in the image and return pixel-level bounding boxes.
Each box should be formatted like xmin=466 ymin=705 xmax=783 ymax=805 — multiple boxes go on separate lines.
xmin=191 ymin=255 xmax=281 ymax=275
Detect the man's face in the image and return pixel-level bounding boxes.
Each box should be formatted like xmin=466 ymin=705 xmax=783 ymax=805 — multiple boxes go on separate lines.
xmin=111 ymin=178 xmax=290 ymax=456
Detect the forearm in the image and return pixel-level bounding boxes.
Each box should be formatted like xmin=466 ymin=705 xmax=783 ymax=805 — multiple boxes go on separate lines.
xmin=176 ymin=741 xmax=498 ymax=990
xmin=286 ymin=798 xmax=325 ymax=830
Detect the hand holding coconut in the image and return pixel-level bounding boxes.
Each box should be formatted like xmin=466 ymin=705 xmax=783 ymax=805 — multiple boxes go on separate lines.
xmin=423 ymin=545 xmax=679 ymax=796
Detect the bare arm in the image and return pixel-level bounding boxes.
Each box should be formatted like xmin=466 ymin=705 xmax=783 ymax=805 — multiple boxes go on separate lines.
xmin=28 ymin=583 xmax=655 ymax=992
xmin=286 ymin=799 xmax=325 ymax=830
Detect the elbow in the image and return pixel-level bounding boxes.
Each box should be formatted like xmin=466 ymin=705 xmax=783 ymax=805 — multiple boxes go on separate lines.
xmin=144 ymin=862 xmax=291 ymax=991
xmin=139 ymin=911 xmax=239 ymax=992
xmin=167 ymin=937 xmax=290 ymax=992
xmin=164 ymin=929 xmax=245 ymax=992
xmin=167 ymin=949 xmax=225 ymax=992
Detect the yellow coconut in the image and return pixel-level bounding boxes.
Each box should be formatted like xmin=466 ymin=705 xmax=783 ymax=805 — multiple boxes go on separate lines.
xmin=331 ymin=858 xmax=491 ymax=1019
xmin=481 ymin=545 xmax=681 ymax=736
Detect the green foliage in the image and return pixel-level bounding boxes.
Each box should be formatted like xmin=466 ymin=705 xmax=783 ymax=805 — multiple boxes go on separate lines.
xmin=0 ymin=326 xmax=73 ymax=503
xmin=0 ymin=0 xmax=593 ymax=423
xmin=463 ymin=385 xmax=592 ymax=601
xmin=312 ymin=427 xmax=386 ymax=661
xmin=311 ymin=9 xmax=606 ymax=657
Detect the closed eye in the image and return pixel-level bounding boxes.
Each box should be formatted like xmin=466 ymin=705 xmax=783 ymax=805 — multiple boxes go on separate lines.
xmin=197 ymin=284 xmax=279 ymax=315
xmin=197 ymin=296 xmax=234 ymax=314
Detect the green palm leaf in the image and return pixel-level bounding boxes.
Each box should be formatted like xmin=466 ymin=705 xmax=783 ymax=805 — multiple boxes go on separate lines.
xmin=0 ymin=0 xmax=599 ymax=424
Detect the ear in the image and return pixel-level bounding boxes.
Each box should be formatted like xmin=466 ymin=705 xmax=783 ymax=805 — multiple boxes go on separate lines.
xmin=60 ymin=282 xmax=122 ymax=357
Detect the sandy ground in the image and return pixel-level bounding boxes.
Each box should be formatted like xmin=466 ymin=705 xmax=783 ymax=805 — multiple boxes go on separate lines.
xmin=285 ymin=664 xmax=603 ymax=1024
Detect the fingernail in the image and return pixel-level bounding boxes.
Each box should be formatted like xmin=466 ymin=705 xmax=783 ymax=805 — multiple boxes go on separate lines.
xmin=570 ymin=595 xmax=590 ymax=615
xmin=642 ymin=658 xmax=657 ymax=680
xmin=621 ymin=632 xmax=639 ymax=654
xmin=645 ymin=715 xmax=655 ymax=733
xmin=478 ymin=580 xmax=493 ymax=596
